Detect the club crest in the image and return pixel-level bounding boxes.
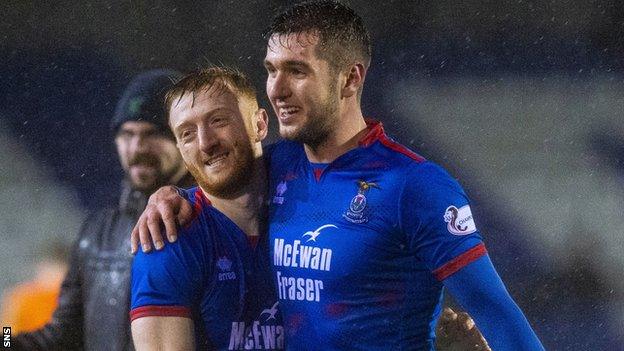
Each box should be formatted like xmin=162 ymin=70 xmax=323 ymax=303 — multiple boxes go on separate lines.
xmin=343 ymin=180 xmax=380 ymax=224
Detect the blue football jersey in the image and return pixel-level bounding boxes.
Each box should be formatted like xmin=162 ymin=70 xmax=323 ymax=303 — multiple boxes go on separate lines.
xmin=131 ymin=187 xmax=284 ymax=350
xmin=267 ymin=120 xmax=486 ymax=350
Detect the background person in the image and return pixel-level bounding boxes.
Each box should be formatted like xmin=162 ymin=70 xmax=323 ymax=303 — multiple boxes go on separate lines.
xmin=13 ymin=69 xmax=192 ymax=351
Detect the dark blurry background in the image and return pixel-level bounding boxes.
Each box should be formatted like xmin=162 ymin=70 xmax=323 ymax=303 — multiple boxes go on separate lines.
xmin=1 ymin=1 xmax=623 ymax=349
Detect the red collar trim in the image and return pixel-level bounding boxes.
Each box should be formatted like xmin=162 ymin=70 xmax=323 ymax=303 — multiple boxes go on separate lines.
xmin=357 ymin=118 xmax=426 ymax=163
xmin=358 ymin=119 xmax=385 ymax=147
xmin=194 ymin=187 xmax=212 ymax=213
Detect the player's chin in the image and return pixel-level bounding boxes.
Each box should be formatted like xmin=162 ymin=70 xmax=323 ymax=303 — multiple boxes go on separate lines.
xmin=130 ymin=176 xmax=159 ymax=192
xmin=278 ymin=123 xmax=304 ymax=141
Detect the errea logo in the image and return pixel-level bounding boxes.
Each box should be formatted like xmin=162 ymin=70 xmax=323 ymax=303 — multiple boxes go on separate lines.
xmin=217 ymin=257 xmax=236 ymax=281
xmin=443 ymin=205 xmax=477 ymax=235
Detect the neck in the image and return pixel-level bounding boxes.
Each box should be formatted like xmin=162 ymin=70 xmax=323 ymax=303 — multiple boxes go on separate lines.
xmin=169 ymin=165 xmax=192 ymax=187
xmin=201 ymin=157 xmax=267 ymax=237
xmin=304 ymin=104 xmax=368 ymax=163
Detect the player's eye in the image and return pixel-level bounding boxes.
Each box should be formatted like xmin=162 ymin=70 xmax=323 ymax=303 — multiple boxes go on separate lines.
xmin=212 ymin=116 xmax=229 ymax=127
xmin=117 ymin=130 xmax=134 ymax=139
xmin=179 ymin=129 xmax=195 ymax=141
xmin=265 ymin=66 xmax=277 ymax=77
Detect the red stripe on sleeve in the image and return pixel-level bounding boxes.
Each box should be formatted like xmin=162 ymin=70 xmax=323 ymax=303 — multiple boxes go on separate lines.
xmin=433 ymin=243 xmax=487 ymax=281
xmin=129 ymin=305 xmax=192 ymax=322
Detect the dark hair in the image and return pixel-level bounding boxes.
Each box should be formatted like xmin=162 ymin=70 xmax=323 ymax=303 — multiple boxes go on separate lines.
xmin=266 ymin=0 xmax=372 ymax=71
xmin=164 ymin=66 xmax=258 ymax=123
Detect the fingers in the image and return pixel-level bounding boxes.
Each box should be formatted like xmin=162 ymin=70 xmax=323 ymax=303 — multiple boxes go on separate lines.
xmin=457 ymin=312 xmax=475 ymax=331
xmin=440 ymin=307 xmax=458 ymax=322
xmin=436 ymin=307 xmax=458 ymax=342
xmin=145 ymin=210 xmax=165 ymax=251
xmin=130 ymin=222 xmax=140 ymax=254
xmin=160 ymin=203 xmax=178 ymax=243
xmin=131 ymin=185 xmax=191 ymax=254
xmin=177 ymin=198 xmax=194 ymax=227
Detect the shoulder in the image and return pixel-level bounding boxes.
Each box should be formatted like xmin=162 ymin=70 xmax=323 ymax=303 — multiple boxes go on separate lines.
xmin=402 ymin=161 xmax=465 ymax=199
xmin=265 ymin=140 xmax=302 ymax=165
xmin=367 ymin=132 xmax=453 ymax=187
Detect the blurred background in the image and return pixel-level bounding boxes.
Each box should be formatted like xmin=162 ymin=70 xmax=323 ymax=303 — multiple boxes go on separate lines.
xmin=0 ymin=0 xmax=622 ymax=349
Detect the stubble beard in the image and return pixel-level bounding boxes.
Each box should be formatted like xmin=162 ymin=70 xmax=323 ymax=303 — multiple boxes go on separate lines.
xmin=186 ymin=139 xmax=256 ymax=199
xmin=128 ymin=161 xmax=182 ymax=195
xmin=284 ymin=82 xmax=340 ymax=150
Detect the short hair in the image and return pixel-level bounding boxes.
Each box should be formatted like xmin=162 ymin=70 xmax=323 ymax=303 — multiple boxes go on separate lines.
xmin=164 ymin=66 xmax=258 ymax=124
xmin=266 ymin=0 xmax=372 ymax=71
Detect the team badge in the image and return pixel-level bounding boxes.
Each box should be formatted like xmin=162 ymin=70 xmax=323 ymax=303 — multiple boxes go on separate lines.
xmin=273 ymin=181 xmax=288 ymax=204
xmin=343 ymin=180 xmax=380 ymax=224
xmin=443 ymin=205 xmax=477 ymax=235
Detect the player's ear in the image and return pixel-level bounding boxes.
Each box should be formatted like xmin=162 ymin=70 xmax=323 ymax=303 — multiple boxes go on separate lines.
xmin=341 ymin=62 xmax=366 ymax=99
xmin=254 ymin=108 xmax=269 ymax=142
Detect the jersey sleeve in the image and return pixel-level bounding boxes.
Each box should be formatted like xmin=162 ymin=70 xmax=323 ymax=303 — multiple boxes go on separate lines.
xmin=130 ymin=220 xmax=211 ymax=321
xmin=400 ymin=162 xmax=486 ymax=281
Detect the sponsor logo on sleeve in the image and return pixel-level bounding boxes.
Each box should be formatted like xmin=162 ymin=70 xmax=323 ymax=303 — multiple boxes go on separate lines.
xmin=443 ymin=205 xmax=477 ymax=235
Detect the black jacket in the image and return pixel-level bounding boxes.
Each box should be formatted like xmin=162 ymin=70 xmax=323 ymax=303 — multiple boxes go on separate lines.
xmin=15 ymin=177 xmax=193 ymax=351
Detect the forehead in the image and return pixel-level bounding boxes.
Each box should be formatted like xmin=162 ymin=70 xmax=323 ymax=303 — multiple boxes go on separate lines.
xmin=118 ymin=121 xmax=158 ymax=133
xmin=169 ymin=87 xmax=241 ymax=126
xmin=265 ymin=32 xmax=322 ymax=64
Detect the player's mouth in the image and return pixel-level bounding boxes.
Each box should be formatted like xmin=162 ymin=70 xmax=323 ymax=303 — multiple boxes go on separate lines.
xmin=204 ymin=152 xmax=229 ymax=168
xmin=277 ymin=105 xmax=301 ymax=123
xmin=131 ymin=163 xmax=157 ymax=173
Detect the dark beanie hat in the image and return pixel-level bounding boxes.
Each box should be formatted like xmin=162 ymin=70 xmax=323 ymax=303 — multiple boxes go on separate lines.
xmin=111 ymin=69 xmax=183 ymax=137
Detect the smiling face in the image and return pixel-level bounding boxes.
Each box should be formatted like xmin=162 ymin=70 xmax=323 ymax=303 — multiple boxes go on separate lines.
xmin=264 ymin=32 xmax=342 ymax=148
xmin=169 ymin=86 xmax=256 ymax=198
xmin=115 ymin=121 xmax=185 ymax=193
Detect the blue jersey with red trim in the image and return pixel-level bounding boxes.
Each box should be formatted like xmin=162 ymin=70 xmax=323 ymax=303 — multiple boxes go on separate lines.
xmin=131 ymin=188 xmax=284 ymax=350
xmin=266 ymin=120 xmax=485 ymax=350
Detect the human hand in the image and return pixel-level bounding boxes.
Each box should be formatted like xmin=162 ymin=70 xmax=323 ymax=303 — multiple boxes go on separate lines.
xmin=436 ymin=307 xmax=491 ymax=351
xmin=130 ymin=186 xmax=193 ymax=254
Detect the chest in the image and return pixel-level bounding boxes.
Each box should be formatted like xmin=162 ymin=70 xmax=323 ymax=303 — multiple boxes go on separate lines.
xmin=268 ymin=168 xmax=411 ymax=280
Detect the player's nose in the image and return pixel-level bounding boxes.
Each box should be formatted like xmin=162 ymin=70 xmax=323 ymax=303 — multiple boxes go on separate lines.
xmin=197 ymin=126 xmax=220 ymax=153
xmin=267 ymin=71 xmax=291 ymax=102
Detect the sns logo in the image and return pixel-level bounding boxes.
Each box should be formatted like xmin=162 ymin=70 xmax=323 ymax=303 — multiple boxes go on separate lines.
xmin=302 ymin=224 xmax=337 ymax=242
xmin=217 ymin=257 xmax=237 ymax=281
xmin=444 ymin=205 xmax=477 ymax=235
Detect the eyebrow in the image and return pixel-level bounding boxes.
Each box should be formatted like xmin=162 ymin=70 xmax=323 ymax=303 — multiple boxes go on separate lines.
xmin=173 ymin=107 xmax=237 ymax=130
xmin=264 ymin=59 xmax=311 ymax=70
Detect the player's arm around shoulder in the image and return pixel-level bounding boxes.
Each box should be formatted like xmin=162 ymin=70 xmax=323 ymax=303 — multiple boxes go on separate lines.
xmin=131 ymin=315 xmax=195 ymax=351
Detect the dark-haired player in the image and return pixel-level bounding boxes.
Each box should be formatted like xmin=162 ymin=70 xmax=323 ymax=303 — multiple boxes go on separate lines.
xmin=262 ymin=2 xmax=542 ymax=349
xmin=133 ymin=2 xmax=544 ymax=349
